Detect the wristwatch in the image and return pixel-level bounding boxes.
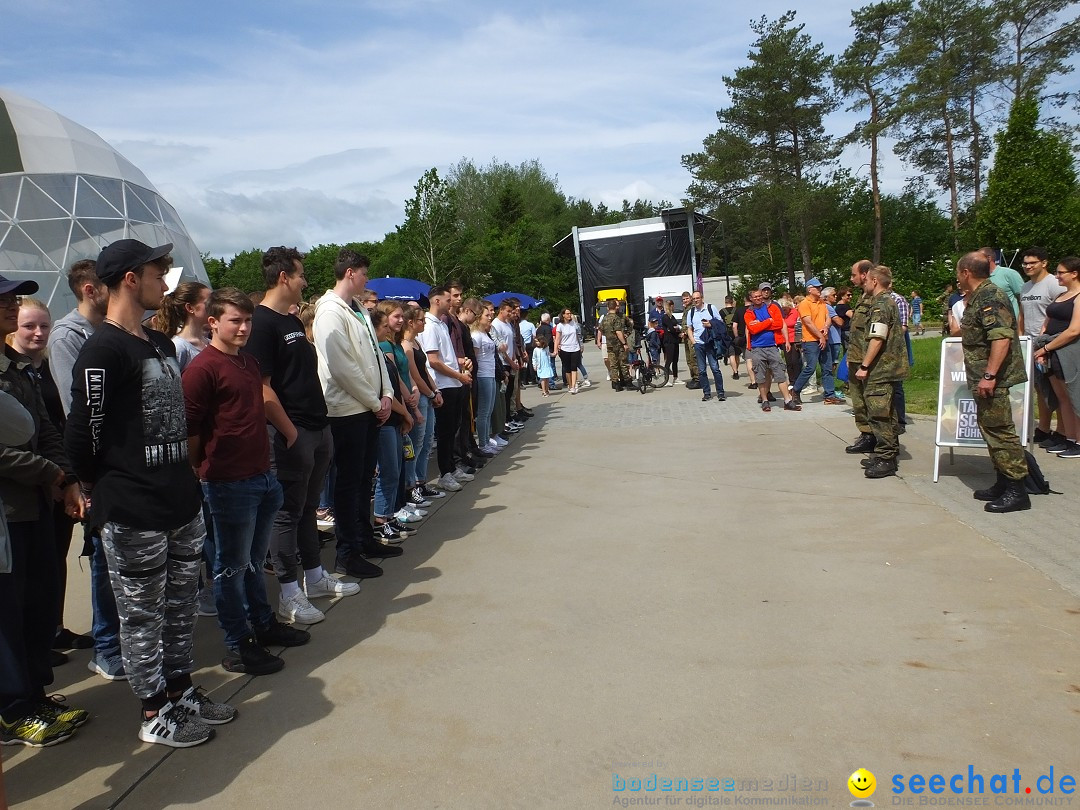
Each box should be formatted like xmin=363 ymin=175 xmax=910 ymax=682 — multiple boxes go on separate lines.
xmin=859 ymin=364 xmax=869 ymax=371
xmin=982 ymin=372 xmax=997 ymax=380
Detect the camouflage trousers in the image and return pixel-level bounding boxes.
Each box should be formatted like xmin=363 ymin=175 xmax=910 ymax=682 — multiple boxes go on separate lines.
xmin=607 ymin=342 xmax=630 ymax=385
xmin=865 ymin=381 xmax=900 ymax=461
xmin=684 ymin=338 xmax=700 ymax=378
xmin=848 ymin=367 xmax=870 ymax=434
xmin=101 ymin=513 xmax=205 ymax=700
xmin=975 ymin=388 xmax=1029 ymax=481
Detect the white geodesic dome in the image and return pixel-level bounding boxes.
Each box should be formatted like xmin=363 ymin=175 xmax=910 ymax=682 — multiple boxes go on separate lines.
xmin=0 ymin=88 xmax=208 ymax=316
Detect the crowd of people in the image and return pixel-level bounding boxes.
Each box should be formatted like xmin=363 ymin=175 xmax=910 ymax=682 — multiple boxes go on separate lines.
xmin=3 ymin=239 xmax=1075 ymax=755
xmin=0 ymin=243 xmax=540 ymax=751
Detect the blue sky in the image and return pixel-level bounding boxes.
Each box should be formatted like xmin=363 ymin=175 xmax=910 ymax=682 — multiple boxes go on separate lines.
xmin=2 ymin=0 xmax=1075 ymax=258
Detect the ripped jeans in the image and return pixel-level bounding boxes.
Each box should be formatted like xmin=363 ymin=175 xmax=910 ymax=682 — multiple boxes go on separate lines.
xmin=201 ymin=473 xmax=284 ymax=649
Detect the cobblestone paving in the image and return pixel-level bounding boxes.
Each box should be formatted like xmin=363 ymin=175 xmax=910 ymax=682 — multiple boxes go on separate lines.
xmin=535 ymin=383 xmax=851 ymax=429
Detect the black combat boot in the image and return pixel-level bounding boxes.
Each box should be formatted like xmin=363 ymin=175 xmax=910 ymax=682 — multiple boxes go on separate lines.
xmin=845 ymin=433 xmax=876 ymax=454
xmin=984 ymin=479 xmax=1031 ymax=513
xmin=973 ymin=472 xmax=1008 ymax=501
xmin=863 ymin=457 xmax=898 ymax=479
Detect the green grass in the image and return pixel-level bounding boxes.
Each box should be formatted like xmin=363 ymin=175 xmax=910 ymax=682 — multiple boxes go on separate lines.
xmin=834 ymin=334 xmax=946 ymax=416
xmin=906 ymin=336 xmax=945 ymax=416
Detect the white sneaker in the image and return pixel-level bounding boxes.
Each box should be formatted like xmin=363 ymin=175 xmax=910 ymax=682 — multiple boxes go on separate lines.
xmin=666 ymin=379 xmax=676 ymax=387
xmin=492 ymin=436 xmax=508 ymax=447
xmin=452 ymin=468 xmax=474 ymax=482
xmin=570 ymin=386 xmax=578 ymax=394
xmin=394 ymin=508 xmax=423 ymax=523
xmin=605 ymin=374 xmax=611 ymax=381
xmin=402 ymin=503 xmax=428 ymax=517
xmin=580 ymin=379 xmax=591 ymax=388
xmin=278 ymin=591 xmax=325 ymax=625
xmin=437 ymin=473 xmax=463 ymax=492
xmin=306 ymin=573 xmax=360 ymax=598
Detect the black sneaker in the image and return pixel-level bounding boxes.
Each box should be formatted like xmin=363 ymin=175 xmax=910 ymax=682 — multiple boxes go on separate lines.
xmin=376 ymin=522 xmax=408 ymax=543
xmin=387 ymin=519 xmax=417 ymax=536
xmin=222 ymin=634 xmax=285 ymax=675
xmin=1038 ymin=431 xmax=1065 ymax=449
xmin=766 ymin=392 xmax=777 ymax=402
xmin=864 ymin=458 xmax=898 ymax=479
xmin=783 ymin=400 xmax=801 ymax=411
xmin=701 ymin=393 xmax=712 ymax=401
xmin=254 ymin=617 xmax=311 ymax=648
xmin=409 ymin=488 xmax=433 ymax=507
xmin=53 ymin=628 xmax=94 ymax=650
xmin=335 ymin=554 xmax=383 ymax=578
xmin=716 ymin=393 xmax=726 ymax=402
xmin=1032 ymin=427 xmax=1051 ymax=444
xmin=419 ymin=483 xmax=445 ymax=499
xmin=362 ymin=540 xmax=404 ymax=558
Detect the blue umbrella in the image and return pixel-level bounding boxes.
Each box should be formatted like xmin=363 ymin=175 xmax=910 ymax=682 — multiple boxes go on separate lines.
xmin=367 ymin=276 xmax=431 ymax=302
xmin=486 ymin=291 xmax=545 ymax=309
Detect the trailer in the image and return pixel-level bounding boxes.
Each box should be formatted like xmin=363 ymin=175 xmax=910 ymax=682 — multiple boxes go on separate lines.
xmin=554 ymin=208 xmax=720 ymax=332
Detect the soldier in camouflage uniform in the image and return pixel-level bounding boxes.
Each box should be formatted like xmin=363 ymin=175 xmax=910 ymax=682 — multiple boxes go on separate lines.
xmin=600 ymin=299 xmax=632 ymax=390
xmin=845 ymin=260 xmax=876 ymax=454
xmin=956 ymin=251 xmax=1030 ymax=513
xmin=680 ymin=292 xmax=700 ymax=383
xmin=852 ymin=265 xmax=909 ymax=478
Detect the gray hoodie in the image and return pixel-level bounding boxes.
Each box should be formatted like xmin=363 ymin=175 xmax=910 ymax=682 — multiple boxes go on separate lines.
xmin=47 ymin=307 xmax=96 ymax=417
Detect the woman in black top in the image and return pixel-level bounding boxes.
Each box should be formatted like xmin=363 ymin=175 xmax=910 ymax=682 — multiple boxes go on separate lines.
xmin=10 ymin=298 xmax=93 ymax=658
xmin=1034 ymin=257 xmax=1080 ymax=457
xmin=661 ymin=300 xmax=682 ymax=384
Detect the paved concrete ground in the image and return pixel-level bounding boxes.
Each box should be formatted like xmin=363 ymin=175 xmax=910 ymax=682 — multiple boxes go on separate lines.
xmin=5 ymin=373 xmax=1079 ymax=809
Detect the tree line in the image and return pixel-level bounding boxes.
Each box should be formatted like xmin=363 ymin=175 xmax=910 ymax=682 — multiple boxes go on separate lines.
xmin=205 ymin=0 xmax=1080 ymax=308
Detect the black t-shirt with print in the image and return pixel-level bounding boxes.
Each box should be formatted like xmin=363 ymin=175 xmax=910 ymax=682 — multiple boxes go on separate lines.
xmin=66 ymin=324 xmax=201 ymax=530
xmin=243 ymin=305 xmax=328 ymax=431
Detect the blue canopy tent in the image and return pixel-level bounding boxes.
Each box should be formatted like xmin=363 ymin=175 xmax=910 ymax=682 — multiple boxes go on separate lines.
xmin=367 ymin=276 xmax=431 ymax=302
xmin=485 ymin=291 xmax=545 ymax=309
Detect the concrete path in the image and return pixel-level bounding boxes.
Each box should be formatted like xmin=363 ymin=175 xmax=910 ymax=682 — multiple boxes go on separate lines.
xmin=5 ymin=376 xmax=1079 ymax=809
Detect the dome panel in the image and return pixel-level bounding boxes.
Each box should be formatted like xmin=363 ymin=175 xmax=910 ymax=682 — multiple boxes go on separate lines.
xmin=26 ymin=175 xmax=77 ymax=213
xmin=14 ymin=178 xmax=70 ymax=221
xmin=20 ymin=219 xmax=74 ymax=269
xmin=73 ymin=177 xmax=124 ymax=218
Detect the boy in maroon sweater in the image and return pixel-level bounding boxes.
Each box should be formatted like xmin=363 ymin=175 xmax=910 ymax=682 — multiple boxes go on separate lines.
xmin=183 ymin=289 xmax=309 ymax=676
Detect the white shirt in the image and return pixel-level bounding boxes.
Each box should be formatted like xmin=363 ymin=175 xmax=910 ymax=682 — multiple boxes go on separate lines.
xmin=418 ymin=313 xmax=461 ymax=390
xmin=555 ymin=321 xmax=581 ymax=352
xmin=471 ymin=329 xmax=496 ymax=378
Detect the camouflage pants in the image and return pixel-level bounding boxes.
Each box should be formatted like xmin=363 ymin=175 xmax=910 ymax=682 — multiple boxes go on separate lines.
xmin=848 ymin=367 xmax=870 ymax=434
xmin=976 ymin=389 xmax=1029 ymax=481
xmin=684 ymin=338 xmax=699 ymax=378
xmin=607 ymin=342 xmax=630 ymax=385
xmin=865 ymin=382 xmax=900 ymax=461
xmin=101 ymin=513 xmax=205 ymax=700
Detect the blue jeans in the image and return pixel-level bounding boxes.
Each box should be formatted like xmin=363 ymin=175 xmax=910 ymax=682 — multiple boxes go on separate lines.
xmin=792 ymin=341 xmax=835 ymax=396
xmin=319 ymin=462 xmax=336 ymax=511
xmin=693 ymin=343 xmax=725 ymax=396
xmin=374 ymin=425 xmax=406 ymax=519
xmin=201 ymin=473 xmax=284 ymax=649
xmin=475 ymin=376 xmax=495 ymax=448
xmin=90 ymin=531 xmax=121 ymax=658
xmin=413 ymin=396 xmax=436 ymax=486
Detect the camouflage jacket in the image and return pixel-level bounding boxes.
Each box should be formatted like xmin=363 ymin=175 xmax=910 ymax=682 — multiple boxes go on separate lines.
xmin=600 ymin=312 xmax=628 ymax=344
xmin=961 ymin=279 xmax=1027 ymax=390
xmin=864 ymin=291 xmax=908 ymax=383
xmin=846 ymin=293 xmax=875 ymax=364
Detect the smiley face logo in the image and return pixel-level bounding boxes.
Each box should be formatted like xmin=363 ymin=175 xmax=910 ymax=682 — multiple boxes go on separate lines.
xmin=848 ymin=768 xmax=876 ymax=799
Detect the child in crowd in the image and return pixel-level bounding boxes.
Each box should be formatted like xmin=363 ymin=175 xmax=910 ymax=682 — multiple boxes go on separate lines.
xmin=645 ymin=318 xmax=662 ymax=365
xmin=532 ymin=334 xmax=554 ymax=396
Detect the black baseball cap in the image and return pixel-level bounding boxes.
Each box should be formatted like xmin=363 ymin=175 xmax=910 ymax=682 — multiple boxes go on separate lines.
xmin=0 ymin=275 xmax=39 ymax=296
xmin=96 ymin=239 xmax=173 ymax=286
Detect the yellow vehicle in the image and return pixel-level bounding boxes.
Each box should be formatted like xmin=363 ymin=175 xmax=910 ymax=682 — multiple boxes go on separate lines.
xmin=593 ymin=288 xmax=629 ymax=324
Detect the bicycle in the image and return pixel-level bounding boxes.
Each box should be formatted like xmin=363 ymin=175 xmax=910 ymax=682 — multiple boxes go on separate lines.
xmin=628 ymin=349 xmax=669 ymax=393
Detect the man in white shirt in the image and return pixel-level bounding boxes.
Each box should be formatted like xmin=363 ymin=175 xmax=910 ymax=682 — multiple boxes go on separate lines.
xmin=419 ymin=286 xmax=473 ymax=492
xmin=686 ymin=291 xmax=727 ymax=402
xmin=1019 ymin=246 xmax=1066 ymax=444
xmin=312 ymin=250 xmax=400 ymax=575
xmin=518 ymin=312 xmax=536 ymax=385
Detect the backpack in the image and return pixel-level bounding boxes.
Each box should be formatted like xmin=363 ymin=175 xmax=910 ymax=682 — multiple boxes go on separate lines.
xmin=1023 ymin=450 xmax=1053 ymax=495
xmin=704 ymin=305 xmax=733 ymax=354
